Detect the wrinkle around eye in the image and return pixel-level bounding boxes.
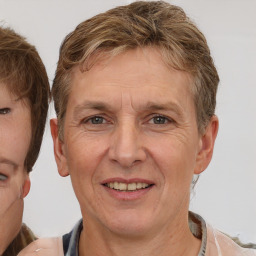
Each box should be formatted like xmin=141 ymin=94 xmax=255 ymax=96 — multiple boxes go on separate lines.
xmin=76 ymin=114 xmax=114 ymax=133
xmin=141 ymin=113 xmax=184 ymax=134
xmin=145 ymin=113 xmax=176 ymax=127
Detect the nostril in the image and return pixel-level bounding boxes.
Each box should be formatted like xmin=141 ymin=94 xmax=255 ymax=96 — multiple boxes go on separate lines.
xmin=110 ymin=156 xmax=141 ymax=169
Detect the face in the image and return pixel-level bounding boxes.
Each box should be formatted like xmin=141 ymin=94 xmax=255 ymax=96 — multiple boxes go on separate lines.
xmin=0 ymin=85 xmax=31 ymax=254
xmin=52 ymin=47 xmax=218 ymax=237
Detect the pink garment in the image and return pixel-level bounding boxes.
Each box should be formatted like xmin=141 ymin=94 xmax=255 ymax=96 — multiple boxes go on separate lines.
xmin=206 ymin=223 xmax=256 ymax=256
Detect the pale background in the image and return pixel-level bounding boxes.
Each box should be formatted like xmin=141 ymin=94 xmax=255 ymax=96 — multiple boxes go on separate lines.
xmin=0 ymin=0 xmax=255 ymax=243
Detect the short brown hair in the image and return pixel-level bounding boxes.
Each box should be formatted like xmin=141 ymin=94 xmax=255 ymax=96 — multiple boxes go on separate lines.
xmin=0 ymin=26 xmax=50 ymax=173
xmin=52 ymin=0 xmax=219 ymax=137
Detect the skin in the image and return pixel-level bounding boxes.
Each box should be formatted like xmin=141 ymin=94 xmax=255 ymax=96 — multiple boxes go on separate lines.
xmin=17 ymin=238 xmax=63 ymax=256
xmin=51 ymin=47 xmax=218 ymax=256
xmin=0 ymin=85 xmax=31 ymax=255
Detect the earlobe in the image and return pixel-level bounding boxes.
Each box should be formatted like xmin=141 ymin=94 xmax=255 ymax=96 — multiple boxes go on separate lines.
xmin=194 ymin=115 xmax=219 ymax=174
xmin=50 ymin=118 xmax=69 ymax=177
xmin=22 ymin=176 xmax=31 ymax=198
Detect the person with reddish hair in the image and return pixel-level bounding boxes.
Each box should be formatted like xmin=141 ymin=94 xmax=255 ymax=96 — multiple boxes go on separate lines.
xmin=0 ymin=26 xmax=50 ymax=256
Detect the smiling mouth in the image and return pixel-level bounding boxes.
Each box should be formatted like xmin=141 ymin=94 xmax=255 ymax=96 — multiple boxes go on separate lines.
xmin=104 ymin=182 xmax=153 ymax=192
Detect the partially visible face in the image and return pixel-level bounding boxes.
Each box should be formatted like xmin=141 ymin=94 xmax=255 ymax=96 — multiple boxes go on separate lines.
xmin=52 ymin=47 xmax=217 ymax=237
xmin=0 ymin=85 xmax=31 ymax=254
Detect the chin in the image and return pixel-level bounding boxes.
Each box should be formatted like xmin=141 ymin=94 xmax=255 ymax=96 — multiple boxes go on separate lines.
xmin=104 ymin=210 xmax=154 ymax=237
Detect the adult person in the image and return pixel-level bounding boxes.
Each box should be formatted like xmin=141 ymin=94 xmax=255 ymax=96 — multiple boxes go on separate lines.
xmin=19 ymin=1 xmax=256 ymax=255
xmin=0 ymin=26 xmax=50 ymax=255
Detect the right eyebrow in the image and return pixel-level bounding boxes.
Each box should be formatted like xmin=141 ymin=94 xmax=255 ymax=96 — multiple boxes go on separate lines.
xmin=73 ymin=101 xmax=114 ymax=120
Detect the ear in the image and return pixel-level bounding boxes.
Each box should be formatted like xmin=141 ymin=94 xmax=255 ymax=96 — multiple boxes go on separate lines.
xmin=50 ymin=118 xmax=69 ymax=177
xmin=194 ymin=115 xmax=219 ymax=174
xmin=22 ymin=175 xmax=31 ymax=198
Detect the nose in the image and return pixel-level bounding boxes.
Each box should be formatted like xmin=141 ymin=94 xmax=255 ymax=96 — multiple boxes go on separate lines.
xmin=108 ymin=121 xmax=146 ymax=168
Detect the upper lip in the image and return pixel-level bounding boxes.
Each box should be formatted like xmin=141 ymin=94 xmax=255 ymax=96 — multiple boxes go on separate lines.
xmin=101 ymin=177 xmax=155 ymax=185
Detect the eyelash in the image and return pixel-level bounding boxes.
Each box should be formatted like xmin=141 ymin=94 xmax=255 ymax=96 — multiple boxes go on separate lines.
xmin=0 ymin=108 xmax=11 ymax=115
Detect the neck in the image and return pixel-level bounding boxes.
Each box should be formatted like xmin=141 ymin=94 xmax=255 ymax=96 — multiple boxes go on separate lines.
xmin=79 ymin=212 xmax=201 ymax=256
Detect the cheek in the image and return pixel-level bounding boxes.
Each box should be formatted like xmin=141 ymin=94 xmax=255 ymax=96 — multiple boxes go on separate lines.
xmin=0 ymin=185 xmax=22 ymax=217
xmin=149 ymin=135 xmax=197 ymax=184
xmin=66 ymin=134 xmax=107 ymax=175
xmin=15 ymin=123 xmax=31 ymax=154
xmin=65 ymin=135 xmax=110 ymax=208
xmin=8 ymin=138 xmax=28 ymax=163
xmin=0 ymin=124 xmax=31 ymax=166
xmin=66 ymin=138 xmax=105 ymax=193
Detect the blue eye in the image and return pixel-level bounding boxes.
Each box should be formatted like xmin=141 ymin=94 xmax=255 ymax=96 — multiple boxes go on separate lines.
xmin=0 ymin=174 xmax=8 ymax=181
xmin=88 ymin=116 xmax=105 ymax=124
xmin=0 ymin=108 xmax=11 ymax=114
xmin=152 ymin=116 xmax=169 ymax=124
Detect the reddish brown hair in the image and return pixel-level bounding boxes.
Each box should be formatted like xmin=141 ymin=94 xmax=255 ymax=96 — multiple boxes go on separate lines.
xmin=0 ymin=26 xmax=50 ymax=173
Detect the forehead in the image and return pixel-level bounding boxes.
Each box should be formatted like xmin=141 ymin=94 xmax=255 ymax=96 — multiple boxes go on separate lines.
xmin=0 ymin=83 xmax=30 ymax=107
xmin=0 ymin=83 xmax=17 ymax=101
xmin=68 ymin=48 xmax=194 ymax=108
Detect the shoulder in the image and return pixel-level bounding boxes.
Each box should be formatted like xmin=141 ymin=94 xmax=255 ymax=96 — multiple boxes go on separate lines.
xmin=206 ymin=223 xmax=256 ymax=256
xmin=17 ymin=220 xmax=82 ymax=256
xmin=17 ymin=237 xmax=63 ymax=256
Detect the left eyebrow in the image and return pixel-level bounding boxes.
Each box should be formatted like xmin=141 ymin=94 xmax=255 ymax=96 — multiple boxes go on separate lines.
xmin=142 ymin=101 xmax=184 ymax=117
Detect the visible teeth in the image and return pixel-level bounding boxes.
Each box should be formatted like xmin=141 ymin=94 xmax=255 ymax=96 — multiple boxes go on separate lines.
xmin=106 ymin=182 xmax=150 ymax=191
xmin=127 ymin=183 xmax=136 ymax=191
xmin=136 ymin=183 xmax=142 ymax=189
xmin=114 ymin=182 xmax=119 ymax=190
xmin=142 ymin=183 xmax=147 ymax=188
xmin=119 ymin=183 xmax=127 ymax=190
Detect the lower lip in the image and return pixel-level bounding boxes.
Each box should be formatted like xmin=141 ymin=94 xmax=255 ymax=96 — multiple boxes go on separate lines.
xmin=102 ymin=185 xmax=154 ymax=201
